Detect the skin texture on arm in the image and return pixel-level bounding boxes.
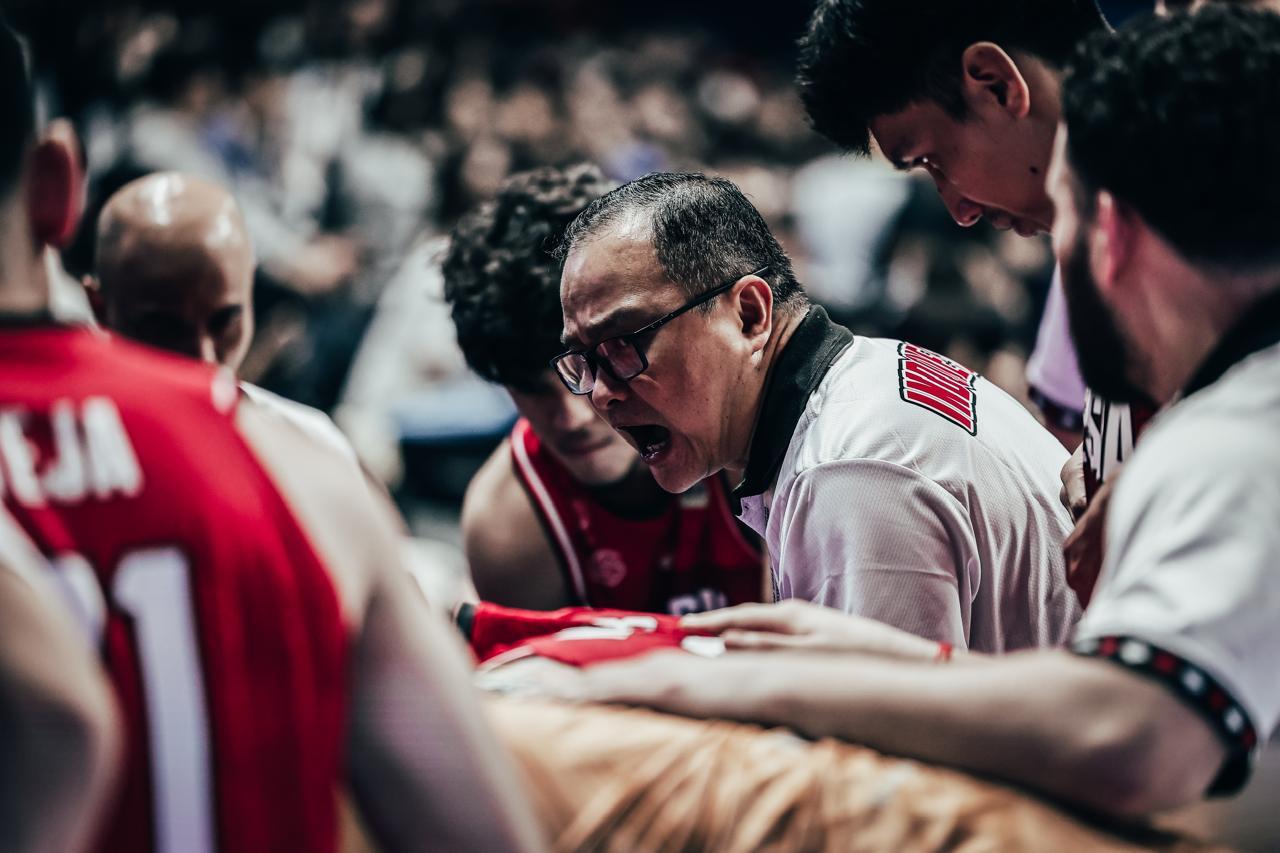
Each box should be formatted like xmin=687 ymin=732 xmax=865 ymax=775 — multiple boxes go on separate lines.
xmin=0 ymin=521 xmax=120 ymax=853
xmin=568 ymin=648 xmax=1225 ymax=819
xmin=461 ymin=442 xmax=573 ymax=610
xmin=237 ymin=398 xmax=545 ymax=853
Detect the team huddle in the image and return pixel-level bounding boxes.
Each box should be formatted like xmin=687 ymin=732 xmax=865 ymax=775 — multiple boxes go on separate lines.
xmin=3 ymin=1 xmax=1279 ymax=851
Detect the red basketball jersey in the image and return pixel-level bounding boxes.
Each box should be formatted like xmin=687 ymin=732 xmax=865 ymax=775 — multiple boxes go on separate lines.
xmin=509 ymin=417 xmax=763 ymax=614
xmin=0 ymin=326 xmax=348 ymax=853
xmin=463 ymin=601 xmax=717 ymax=669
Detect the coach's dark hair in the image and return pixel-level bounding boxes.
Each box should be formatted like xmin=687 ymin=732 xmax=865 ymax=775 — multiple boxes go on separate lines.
xmin=797 ymin=0 xmax=1108 ymax=155
xmin=1062 ymin=6 xmax=1280 ymax=271
xmin=0 ymin=20 xmax=35 ymax=197
xmin=556 ymin=172 xmax=806 ymax=313
xmin=443 ymin=163 xmax=611 ymax=392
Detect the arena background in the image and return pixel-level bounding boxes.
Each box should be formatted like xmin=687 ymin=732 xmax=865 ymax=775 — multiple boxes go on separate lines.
xmin=8 ymin=0 xmax=1144 ymax=539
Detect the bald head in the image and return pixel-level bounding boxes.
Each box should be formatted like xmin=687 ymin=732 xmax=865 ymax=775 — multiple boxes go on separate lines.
xmin=93 ymin=172 xmax=255 ymax=371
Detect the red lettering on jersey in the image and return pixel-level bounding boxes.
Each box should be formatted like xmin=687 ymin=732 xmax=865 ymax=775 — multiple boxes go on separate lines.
xmin=897 ymin=342 xmax=979 ymax=435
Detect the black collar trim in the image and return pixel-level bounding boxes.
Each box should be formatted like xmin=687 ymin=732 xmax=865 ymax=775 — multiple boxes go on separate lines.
xmin=1184 ymin=288 xmax=1280 ymax=397
xmin=733 ymin=305 xmax=854 ymax=499
xmin=0 ymin=310 xmax=57 ymax=329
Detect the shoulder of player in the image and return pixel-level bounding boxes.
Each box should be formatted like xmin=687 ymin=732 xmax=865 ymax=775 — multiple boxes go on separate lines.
xmin=810 ymin=337 xmax=968 ymax=423
xmin=461 ymin=441 xmax=548 ymax=560
xmin=1117 ymin=408 xmax=1280 ymax=517
xmin=461 ymin=442 xmax=567 ymax=605
xmin=240 ymin=383 xmax=357 ymax=462
xmin=235 ymin=393 xmax=391 ymax=625
xmin=87 ymin=331 xmax=236 ymax=411
xmin=806 ymin=336 xmax=1037 ymax=459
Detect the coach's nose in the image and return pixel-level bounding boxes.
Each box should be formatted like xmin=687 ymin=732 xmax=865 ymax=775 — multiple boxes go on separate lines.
xmin=588 ymin=365 xmax=628 ymax=413
xmin=935 ymin=180 xmax=984 ymax=228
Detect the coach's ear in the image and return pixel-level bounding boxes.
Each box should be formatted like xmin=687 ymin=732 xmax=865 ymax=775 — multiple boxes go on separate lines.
xmin=27 ymin=119 xmax=85 ymax=249
xmin=1091 ymin=190 xmax=1138 ymax=295
xmin=734 ymin=272 xmax=773 ymax=358
xmin=960 ymin=42 xmax=1032 ymax=120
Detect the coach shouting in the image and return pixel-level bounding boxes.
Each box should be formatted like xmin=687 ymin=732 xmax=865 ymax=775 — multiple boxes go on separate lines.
xmin=553 ymin=172 xmax=1078 ymax=652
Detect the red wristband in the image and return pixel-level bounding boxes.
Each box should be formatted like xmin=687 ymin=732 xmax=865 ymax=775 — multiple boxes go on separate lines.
xmin=935 ymin=642 xmax=954 ymax=663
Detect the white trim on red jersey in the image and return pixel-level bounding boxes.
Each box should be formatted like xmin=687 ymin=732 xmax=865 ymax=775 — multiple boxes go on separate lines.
xmin=510 ymin=431 xmax=589 ymax=602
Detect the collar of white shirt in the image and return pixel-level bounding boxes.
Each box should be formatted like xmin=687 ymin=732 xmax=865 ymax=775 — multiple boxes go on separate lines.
xmin=733 ymin=305 xmax=853 ymax=502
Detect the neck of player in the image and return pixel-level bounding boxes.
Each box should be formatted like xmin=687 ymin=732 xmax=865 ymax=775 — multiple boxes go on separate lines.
xmin=0 ymin=210 xmax=52 ymax=318
xmin=588 ymin=461 xmax=674 ymax=519
xmin=1138 ymin=257 xmax=1280 ymax=404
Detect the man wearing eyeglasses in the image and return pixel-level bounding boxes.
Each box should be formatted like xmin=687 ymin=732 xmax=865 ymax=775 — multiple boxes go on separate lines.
xmin=444 ymin=165 xmax=765 ymax=616
xmin=555 ymin=172 xmax=1079 ymax=653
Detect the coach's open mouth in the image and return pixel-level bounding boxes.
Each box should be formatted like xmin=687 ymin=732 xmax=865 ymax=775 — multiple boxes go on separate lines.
xmin=619 ymin=424 xmax=672 ymax=462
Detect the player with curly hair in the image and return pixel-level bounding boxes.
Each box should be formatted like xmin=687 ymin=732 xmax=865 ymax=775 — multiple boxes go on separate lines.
xmin=443 ymin=164 xmax=764 ymax=614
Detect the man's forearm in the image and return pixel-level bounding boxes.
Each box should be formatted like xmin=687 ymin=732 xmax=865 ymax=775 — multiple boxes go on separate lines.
xmin=595 ymin=649 xmax=1224 ymax=817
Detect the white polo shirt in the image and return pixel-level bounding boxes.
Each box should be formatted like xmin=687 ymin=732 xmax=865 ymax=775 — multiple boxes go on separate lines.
xmin=735 ymin=307 xmax=1079 ymax=653
xmin=1073 ymin=311 xmax=1280 ymax=795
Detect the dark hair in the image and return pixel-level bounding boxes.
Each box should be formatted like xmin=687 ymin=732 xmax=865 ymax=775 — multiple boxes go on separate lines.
xmin=556 ymin=172 xmax=807 ymax=313
xmin=797 ymin=0 xmax=1108 ymax=155
xmin=442 ymin=163 xmax=611 ymax=391
xmin=0 ymin=20 xmax=35 ymax=197
xmin=1062 ymin=6 xmax=1280 ymax=270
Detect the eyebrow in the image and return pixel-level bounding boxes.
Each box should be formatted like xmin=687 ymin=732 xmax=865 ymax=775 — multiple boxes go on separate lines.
xmin=883 ymin=136 xmax=922 ymax=172
xmin=560 ymin=305 xmax=653 ymax=349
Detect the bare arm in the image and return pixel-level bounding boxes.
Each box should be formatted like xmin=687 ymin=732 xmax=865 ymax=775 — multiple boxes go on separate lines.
xmin=462 ymin=443 xmax=572 ymax=610
xmin=570 ymin=648 xmax=1224 ymax=818
xmin=0 ymin=527 xmax=119 ymax=853
xmin=347 ymin=537 xmax=546 ymax=852
xmin=238 ymin=399 xmax=545 ymax=852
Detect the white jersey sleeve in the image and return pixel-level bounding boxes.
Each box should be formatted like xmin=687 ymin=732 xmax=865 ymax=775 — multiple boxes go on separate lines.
xmin=772 ymin=459 xmax=977 ymax=648
xmin=1075 ymin=409 xmax=1280 ymax=790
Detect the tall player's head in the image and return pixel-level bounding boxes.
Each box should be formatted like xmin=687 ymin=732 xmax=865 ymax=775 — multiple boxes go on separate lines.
xmin=89 ymin=172 xmax=255 ymax=372
xmin=443 ymin=164 xmax=639 ymax=487
xmin=1048 ymin=6 xmax=1280 ymax=404
xmin=797 ymin=0 xmax=1108 ymax=236
xmin=557 ymin=172 xmax=807 ymax=494
xmin=0 ymin=21 xmax=85 ymax=313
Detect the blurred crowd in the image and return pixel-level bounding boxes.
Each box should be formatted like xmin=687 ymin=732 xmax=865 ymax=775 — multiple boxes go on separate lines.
xmin=15 ymin=0 xmax=1062 ymax=504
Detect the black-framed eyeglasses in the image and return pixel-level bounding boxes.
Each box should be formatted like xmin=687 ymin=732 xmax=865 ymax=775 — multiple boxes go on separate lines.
xmin=551 ymin=266 xmax=770 ymax=396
